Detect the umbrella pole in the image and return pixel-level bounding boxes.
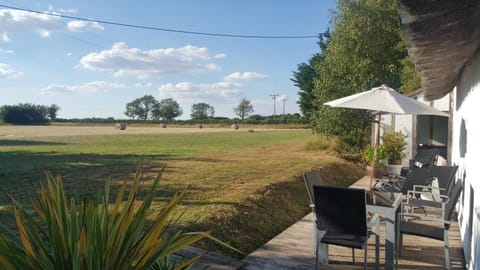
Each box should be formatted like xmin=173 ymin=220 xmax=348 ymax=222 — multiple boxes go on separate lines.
xmin=369 ymin=113 xmax=382 ymax=191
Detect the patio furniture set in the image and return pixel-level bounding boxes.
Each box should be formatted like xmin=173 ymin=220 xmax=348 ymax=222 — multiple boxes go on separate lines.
xmin=303 ymin=149 xmax=463 ymax=270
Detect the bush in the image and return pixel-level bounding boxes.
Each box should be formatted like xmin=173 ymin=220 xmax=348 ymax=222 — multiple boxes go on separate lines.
xmin=0 ymin=168 xmax=240 ymax=270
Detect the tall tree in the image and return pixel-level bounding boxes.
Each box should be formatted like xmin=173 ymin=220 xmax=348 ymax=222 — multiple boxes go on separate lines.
xmin=311 ymin=0 xmax=406 ymax=148
xmin=292 ymin=31 xmax=330 ymax=121
xmin=190 ymin=103 xmax=214 ymax=120
xmin=47 ymin=104 xmax=60 ymax=120
xmin=124 ymin=95 xmax=159 ymax=120
xmin=153 ymin=98 xmax=183 ymax=121
xmin=234 ymin=98 xmax=254 ymax=120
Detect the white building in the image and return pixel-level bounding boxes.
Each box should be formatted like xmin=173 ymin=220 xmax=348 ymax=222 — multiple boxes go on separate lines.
xmin=399 ymin=1 xmax=480 ymax=269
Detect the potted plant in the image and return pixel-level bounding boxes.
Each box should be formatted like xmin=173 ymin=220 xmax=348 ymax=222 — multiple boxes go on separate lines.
xmin=381 ymin=131 xmax=407 ymax=175
xmin=363 ymin=144 xmax=387 ymax=178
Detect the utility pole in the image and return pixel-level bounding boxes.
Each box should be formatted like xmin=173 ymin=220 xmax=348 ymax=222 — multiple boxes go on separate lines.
xmin=281 ymin=98 xmax=287 ymax=115
xmin=269 ymin=94 xmax=279 ymax=116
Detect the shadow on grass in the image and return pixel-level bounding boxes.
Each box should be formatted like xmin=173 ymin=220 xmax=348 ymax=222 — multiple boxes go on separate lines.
xmin=0 ymin=150 xmax=223 ymax=207
xmin=0 ymin=139 xmax=67 ymax=146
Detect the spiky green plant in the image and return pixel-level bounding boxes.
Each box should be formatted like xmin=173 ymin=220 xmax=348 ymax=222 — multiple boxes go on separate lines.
xmin=0 ymin=168 xmax=239 ymax=270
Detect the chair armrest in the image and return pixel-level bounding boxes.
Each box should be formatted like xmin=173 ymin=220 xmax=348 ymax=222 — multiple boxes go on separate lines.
xmin=397 ymin=212 xmax=450 ymax=225
xmin=367 ymin=213 xmax=380 ymax=227
xmin=402 ymin=201 xmax=445 ymax=212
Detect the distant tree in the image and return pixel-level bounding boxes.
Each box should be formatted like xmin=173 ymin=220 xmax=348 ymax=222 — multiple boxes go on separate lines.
xmin=234 ymin=98 xmax=254 ymax=120
xmin=0 ymin=103 xmax=50 ymax=124
xmin=153 ymin=98 xmax=183 ymax=121
xmin=125 ymin=95 xmax=159 ymax=120
xmin=47 ymin=104 xmax=60 ymax=120
xmin=190 ymin=103 xmax=215 ymax=120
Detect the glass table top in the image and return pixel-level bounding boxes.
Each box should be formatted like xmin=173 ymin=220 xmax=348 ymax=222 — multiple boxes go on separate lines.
xmin=366 ymin=191 xmax=402 ymax=207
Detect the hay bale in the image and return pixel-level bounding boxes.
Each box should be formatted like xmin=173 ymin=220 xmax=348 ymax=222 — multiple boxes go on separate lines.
xmin=231 ymin=123 xmax=239 ymax=130
xmin=115 ymin=122 xmax=127 ymax=130
xmin=160 ymin=123 xmax=167 ymax=128
xmin=195 ymin=123 xmax=203 ymax=129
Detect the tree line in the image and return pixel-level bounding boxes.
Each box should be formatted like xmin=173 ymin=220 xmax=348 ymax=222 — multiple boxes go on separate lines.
xmin=124 ymin=95 xmax=254 ymax=121
xmin=0 ymin=104 xmax=60 ymax=124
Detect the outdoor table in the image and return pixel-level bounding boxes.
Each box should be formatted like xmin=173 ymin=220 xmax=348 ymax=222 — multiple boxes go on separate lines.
xmin=366 ymin=191 xmax=403 ymax=270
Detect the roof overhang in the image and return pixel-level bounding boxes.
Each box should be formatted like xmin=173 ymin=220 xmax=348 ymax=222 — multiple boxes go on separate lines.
xmin=398 ymin=0 xmax=480 ymax=101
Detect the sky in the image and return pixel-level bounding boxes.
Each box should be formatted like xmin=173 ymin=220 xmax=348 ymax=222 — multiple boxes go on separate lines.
xmin=0 ymin=0 xmax=336 ymax=119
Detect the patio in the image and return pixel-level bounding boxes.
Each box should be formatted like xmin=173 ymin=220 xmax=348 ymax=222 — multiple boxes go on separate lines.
xmin=239 ymin=176 xmax=465 ymax=270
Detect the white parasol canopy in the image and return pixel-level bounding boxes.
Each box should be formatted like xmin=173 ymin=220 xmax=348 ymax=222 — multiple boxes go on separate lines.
xmin=324 ymin=84 xmax=449 ymax=116
xmin=324 ymin=84 xmax=449 ymax=190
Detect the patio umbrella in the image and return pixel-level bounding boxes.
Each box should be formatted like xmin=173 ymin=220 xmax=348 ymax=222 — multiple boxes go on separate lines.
xmin=324 ymin=84 xmax=449 ymax=189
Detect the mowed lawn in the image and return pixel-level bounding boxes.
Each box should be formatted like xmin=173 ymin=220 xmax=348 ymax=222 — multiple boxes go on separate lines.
xmin=0 ymin=126 xmax=364 ymax=255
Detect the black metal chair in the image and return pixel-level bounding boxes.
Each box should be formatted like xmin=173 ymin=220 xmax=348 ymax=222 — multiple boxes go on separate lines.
xmin=313 ymin=185 xmax=379 ymax=270
xmin=404 ymin=148 xmax=439 ymax=180
xmin=406 ymin=165 xmax=458 ymax=217
xmin=375 ymin=166 xmax=430 ymax=195
xmin=396 ymin=179 xmax=463 ymax=270
xmin=302 ymin=169 xmax=324 ymax=255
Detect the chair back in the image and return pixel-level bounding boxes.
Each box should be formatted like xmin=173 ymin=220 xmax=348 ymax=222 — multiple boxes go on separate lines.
xmin=434 ymin=165 xmax=459 ymax=197
xmin=444 ymin=180 xmax=463 ymax=228
xmin=303 ymin=170 xmax=324 ymax=205
xmin=401 ymin=166 xmax=430 ymax=194
xmin=413 ymin=149 xmax=439 ymax=183
xmin=313 ymin=185 xmax=367 ymax=237
xmin=413 ymin=148 xmax=439 ymax=168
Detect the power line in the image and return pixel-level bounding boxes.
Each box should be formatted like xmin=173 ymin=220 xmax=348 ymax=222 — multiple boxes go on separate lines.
xmin=0 ymin=4 xmax=319 ymax=39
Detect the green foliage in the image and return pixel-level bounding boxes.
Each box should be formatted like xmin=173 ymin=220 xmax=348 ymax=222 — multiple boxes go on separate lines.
xmin=399 ymin=56 xmax=421 ymax=94
xmin=190 ymin=103 xmax=215 ymax=120
xmin=0 ymin=103 xmax=58 ymax=124
xmin=154 ymin=98 xmax=183 ymax=121
xmin=46 ymin=104 xmax=61 ymax=121
xmin=381 ymin=131 xmax=407 ymax=162
xmin=291 ymin=30 xmax=330 ymax=121
xmin=125 ymin=95 xmax=160 ymax=120
xmin=233 ymin=98 xmax=254 ymax=120
xmin=308 ymin=0 xmax=408 ymax=148
xmin=0 ymin=168 xmax=239 ymax=270
xmin=363 ymin=144 xmax=388 ymax=167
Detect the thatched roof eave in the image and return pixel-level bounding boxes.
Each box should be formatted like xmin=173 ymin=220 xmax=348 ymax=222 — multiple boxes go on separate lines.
xmin=398 ymin=0 xmax=480 ymax=101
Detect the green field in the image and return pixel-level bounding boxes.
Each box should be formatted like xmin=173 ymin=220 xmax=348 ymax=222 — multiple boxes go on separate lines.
xmin=0 ymin=128 xmax=363 ymax=256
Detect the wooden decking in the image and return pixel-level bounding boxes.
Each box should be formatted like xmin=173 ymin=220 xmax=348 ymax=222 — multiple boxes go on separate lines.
xmin=239 ymin=176 xmax=466 ymax=270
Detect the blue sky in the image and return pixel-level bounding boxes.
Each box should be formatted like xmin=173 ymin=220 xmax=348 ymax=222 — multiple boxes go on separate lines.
xmin=0 ymin=0 xmax=335 ymax=119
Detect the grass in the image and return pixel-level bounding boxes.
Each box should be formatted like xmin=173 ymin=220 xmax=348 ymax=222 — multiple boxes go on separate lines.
xmin=0 ymin=128 xmax=364 ymax=256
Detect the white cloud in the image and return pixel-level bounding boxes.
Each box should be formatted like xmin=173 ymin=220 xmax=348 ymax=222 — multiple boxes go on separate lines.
xmin=0 ymin=63 xmax=23 ymax=78
xmin=0 ymin=8 xmax=61 ymax=40
xmin=48 ymin=5 xmax=77 ymax=14
xmin=41 ymin=81 xmax=125 ymax=95
xmin=214 ymin=53 xmax=226 ymax=59
xmin=158 ymin=81 xmax=243 ymax=102
xmin=134 ymin=82 xmax=153 ymax=88
xmin=0 ymin=48 xmax=13 ymax=53
xmin=0 ymin=8 xmax=102 ymax=41
xmin=67 ymin=20 xmax=104 ymax=32
xmin=79 ymin=42 xmax=223 ymax=78
xmin=1 ymin=33 xmax=10 ymax=42
xmin=224 ymin=71 xmax=269 ymax=81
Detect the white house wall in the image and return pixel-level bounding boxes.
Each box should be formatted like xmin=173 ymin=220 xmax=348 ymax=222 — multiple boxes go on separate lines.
xmin=452 ymin=48 xmax=480 ymax=270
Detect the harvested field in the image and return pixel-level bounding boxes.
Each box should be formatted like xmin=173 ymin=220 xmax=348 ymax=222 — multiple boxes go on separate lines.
xmin=0 ymin=124 xmax=363 ymax=256
xmin=0 ymin=125 xmax=276 ymax=138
